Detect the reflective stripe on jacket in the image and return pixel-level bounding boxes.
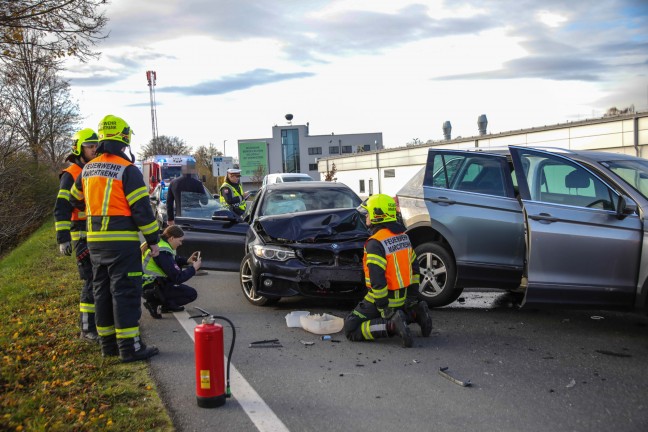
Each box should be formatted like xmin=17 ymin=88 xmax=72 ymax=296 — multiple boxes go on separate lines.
xmin=219 ymin=182 xmax=246 ymax=212
xmin=55 ymin=161 xmax=86 ymax=244
xmin=70 ymin=153 xmax=159 ymax=244
xmin=362 ymin=228 xmax=416 ymax=308
xmin=142 ymin=239 xmax=175 ymax=286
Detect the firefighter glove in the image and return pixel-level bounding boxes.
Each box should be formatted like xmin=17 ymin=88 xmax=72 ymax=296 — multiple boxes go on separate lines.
xmin=59 ymin=242 xmax=72 ymax=256
xmin=379 ymin=307 xmax=395 ymax=320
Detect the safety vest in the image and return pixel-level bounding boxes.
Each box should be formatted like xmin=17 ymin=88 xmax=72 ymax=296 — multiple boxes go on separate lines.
xmin=142 ymin=239 xmax=175 ymax=287
xmin=78 ymin=153 xmax=144 ymax=243
xmin=363 ymin=228 xmax=415 ymax=308
xmin=219 ymin=182 xmax=246 ymax=212
xmin=62 ymin=164 xmax=87 ymax=222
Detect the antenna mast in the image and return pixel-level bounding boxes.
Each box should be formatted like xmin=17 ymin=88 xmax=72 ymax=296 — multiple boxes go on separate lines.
xmin=146 ymin=70 xmax=159 ymax=140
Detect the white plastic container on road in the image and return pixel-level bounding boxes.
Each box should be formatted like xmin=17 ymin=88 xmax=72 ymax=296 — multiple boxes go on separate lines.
xmin=300 ymin=313 xmax=344 ymax=335
xmin=285 ymin=311 xmax=310 ymax=327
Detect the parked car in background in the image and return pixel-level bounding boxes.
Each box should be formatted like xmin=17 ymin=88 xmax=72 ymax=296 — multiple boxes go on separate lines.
xmin=397 ymin=146 xmax=648 ymax=310
xmin=262 ymin=173 xmax=314 ymax=186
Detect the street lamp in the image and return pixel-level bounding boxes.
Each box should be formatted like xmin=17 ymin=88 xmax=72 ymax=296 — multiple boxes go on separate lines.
xmin=223 ymin=139 xmax=228 ymax=156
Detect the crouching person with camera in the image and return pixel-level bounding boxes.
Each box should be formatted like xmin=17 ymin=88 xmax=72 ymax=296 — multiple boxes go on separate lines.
xmin=141 ymin=225 xmax=201 ymax=318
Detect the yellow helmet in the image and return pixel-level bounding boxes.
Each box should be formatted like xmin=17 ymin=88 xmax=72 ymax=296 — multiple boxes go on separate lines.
xmin=98 ymin=114 xmax=132 ymax=145
xmin=71 ymin=128 xmax=98 ymax=156
xmin=362 ymin=194 xmax=397 ymax=224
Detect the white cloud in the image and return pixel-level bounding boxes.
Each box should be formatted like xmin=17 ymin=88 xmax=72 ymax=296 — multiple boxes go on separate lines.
xmin=64 ymin=0 xmax=648 ymax=159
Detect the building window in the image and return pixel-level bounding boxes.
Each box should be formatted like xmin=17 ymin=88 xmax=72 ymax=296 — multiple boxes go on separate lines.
xmin=329 ymin=146 xmax=339 ymax=154
xmin=281 ymin=129 xmax=300 ymax=173
xmin=308 ymin=147 xmax=322 ymax=155
xmin=342 ymin=146 xmax=353 ymax=154
xmin=309 ymin=163 xmax=318 ymax=171
xmin=359 ymin=180 xmax=365 ymax=193
xmin=384 ymin=169 xmax=395 ymax=178
xmin=363 ymin=144 xmax=371 ymax=151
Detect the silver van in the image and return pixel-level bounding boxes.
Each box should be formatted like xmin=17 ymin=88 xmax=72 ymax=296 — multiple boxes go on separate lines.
xmin=262 ymin=173 xmax=314 ymax=187
xmin=397 ymin=146 xmax=648 ymax=309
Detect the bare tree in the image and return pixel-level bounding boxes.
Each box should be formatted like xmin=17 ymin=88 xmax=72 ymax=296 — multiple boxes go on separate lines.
xmin=193 ymin=142 xmax=222 ymax=172
xmin=250 ymin=164 xmax=266 ymax=184
xmin=1 ymin=31 xmax=79 ymax=166
xmin=324 ymin=162 xmax=337 ymax=181
xmin=139 ymin=135 xmax=192 ymax=159
xmin=0 ymin=0 xmax=108 ymax=61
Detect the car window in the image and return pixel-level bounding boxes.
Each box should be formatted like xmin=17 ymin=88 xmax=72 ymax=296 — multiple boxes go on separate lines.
xmin=428 ymin=153 xmax=508 ymax=197
xmin=178 ymin=191 xmax=226 ymax=218
xmin=518 ymin=152 xmax=616 ymax=210
xmin=260 ymin=188 xmax=361 ymax=216
xmin=602 ymin=159 xmax=648 ymax=200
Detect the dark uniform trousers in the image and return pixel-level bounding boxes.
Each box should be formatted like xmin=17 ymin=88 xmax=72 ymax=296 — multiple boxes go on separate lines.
xmin=74 ymin=235 xmax=96 ymax=333
xmin=344 ymin=299 xmax=390 ymax=341
xmin=90 ymin=242 xmax=144 ymax=352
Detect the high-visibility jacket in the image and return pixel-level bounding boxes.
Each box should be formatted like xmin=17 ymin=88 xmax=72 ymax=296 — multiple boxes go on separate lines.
xmin=142 ymin=239 xmax=175 ymax=286
xmin=362 ymin=227 xmax=419 ymax=309
xmin=69 ymin=153 xmax=159 ymax=245
xmin=55 ymin=160 xmax=87 ymax=244
xmin=219 ymin=181 xmax=246 ymax=213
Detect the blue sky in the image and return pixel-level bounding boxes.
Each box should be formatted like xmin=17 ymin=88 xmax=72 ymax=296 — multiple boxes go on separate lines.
xmin=64 ymin=0 xmax=648 ymax=159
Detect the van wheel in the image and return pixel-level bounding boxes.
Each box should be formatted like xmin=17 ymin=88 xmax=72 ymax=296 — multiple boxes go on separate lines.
xmin=414 ymin=242 xmax=461 ymax=307
xmin=240 ymin=254 xmax=279 ymax=306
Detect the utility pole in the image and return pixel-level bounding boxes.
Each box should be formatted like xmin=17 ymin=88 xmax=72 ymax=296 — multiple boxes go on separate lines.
xmin=223 ymin=139 xmax=227 ymax=156
xmin=146 ymin=71 xmax=159 ymax=140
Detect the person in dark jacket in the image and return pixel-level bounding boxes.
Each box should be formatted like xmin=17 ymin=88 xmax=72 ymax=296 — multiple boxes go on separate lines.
xmin=54 ymin=128 xmax=98 ymax=342
xmin=166 ymin=159 xmax=206 ymax=225
xmin=141 ymin=225 xmax=201 ymax=318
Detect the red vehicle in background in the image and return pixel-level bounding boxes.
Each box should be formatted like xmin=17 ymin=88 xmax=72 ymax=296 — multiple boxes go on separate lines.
xmin=142 ymin=155 xmax=196 ymax=194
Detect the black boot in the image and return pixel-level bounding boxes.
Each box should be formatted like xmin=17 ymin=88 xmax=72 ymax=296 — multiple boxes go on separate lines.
xmin=413 ymin=301 xmax=433 ymax=337
xmin=143 ymin=301 xmax=162 ymax=319
xmin=389 ymin=310 xmax=413 ymax=348
xmin=100 ymin=334 xmax=119 ymax=357
xmin=119 ymin=336 xmax=159 ymax=363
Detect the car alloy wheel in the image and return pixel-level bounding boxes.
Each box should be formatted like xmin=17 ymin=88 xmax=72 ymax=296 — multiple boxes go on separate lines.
xmin=239 ymin=254 xmax=279 ymax=306
xmin=414 ymin=241 xmax=461 ymax=307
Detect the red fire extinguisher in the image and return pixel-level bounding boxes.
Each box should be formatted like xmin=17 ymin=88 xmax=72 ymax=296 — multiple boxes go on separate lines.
xmin=193 ymin=307 xmax=235 ymax=408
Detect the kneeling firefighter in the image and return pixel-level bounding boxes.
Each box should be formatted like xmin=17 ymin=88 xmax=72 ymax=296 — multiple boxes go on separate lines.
xmin=344 ymin=194 xmax=432 ymax=347
xmin=141 ymin=225 xmax=201 ymax=318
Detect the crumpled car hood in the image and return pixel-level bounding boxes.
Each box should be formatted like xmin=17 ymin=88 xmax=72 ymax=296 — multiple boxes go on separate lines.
xmin=256 ymin=208 xmax=368 ymax=243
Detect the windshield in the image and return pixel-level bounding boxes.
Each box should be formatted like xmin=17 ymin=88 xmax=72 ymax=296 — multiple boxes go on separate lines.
xmin=602 ymin=159 xmax=648 ymax=200
xmin=261 ymin=188 xmax=361 ymax=216
xmin=161 ymin=166 xmax=182 ymax=182
xmin=282 ymin=176 xmax=313 ymax=182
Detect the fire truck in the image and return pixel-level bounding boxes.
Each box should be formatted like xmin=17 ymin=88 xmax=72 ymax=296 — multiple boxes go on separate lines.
xmin=142 ymin=155 xmax=196 ymax=194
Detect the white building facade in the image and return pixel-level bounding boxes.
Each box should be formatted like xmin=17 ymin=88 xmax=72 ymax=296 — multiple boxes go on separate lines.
xmin=238 ymin=123 xmax=383 ymax=186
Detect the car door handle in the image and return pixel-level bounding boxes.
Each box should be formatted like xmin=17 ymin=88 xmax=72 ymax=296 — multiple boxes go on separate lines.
xmin=430 ymin=197 xmax=456 ymax=206
xmin=528 ymin=213 xmax=558 ymax=223
xmin=178 ymin=224 xmax=193 ymax=231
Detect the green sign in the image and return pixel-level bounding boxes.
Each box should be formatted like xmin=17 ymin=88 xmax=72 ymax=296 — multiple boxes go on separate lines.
xmin=238 ymin=141 xmax=268 ymax=177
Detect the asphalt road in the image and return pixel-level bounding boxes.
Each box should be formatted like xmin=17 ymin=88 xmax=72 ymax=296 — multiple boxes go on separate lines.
xmin=142 ymin=271 xmax=648 ymax=432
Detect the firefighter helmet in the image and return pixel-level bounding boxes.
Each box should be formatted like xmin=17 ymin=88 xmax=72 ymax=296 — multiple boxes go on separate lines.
xmin=98 ymin=114 xmax=132 ymax=145
xmin=71 ymin=128 xmax=98 ymax=156
xmin=362 ymin=194 xmax=397 ymax=224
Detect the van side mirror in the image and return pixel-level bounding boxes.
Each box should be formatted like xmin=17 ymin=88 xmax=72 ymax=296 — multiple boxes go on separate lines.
xmin=616 ymin=195 xmax=637 ymax=219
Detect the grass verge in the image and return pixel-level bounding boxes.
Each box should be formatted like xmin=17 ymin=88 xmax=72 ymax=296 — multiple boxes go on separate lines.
xmin=0 ymin=220 xmax=174 ymax=431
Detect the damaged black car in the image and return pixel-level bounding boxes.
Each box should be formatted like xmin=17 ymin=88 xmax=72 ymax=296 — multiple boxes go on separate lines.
xmin=240 ymin=182 xmax=368 ymax=306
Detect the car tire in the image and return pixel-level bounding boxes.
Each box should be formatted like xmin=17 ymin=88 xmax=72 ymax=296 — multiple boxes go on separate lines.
xmin=414 ymin=242 xmax=461 ymax=307
xmin=240 ymin=254 xmax=279 ymax=306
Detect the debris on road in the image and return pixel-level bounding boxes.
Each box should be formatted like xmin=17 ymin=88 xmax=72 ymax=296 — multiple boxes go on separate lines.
xmin=566 ymin=379 xmax=576 ymax=388
xmin=438 ymin=367 xmax=472 ymax=387
xmin=300 ymin=340 xmax=314 ymax=346
xmin=590 ymin=315 xmax=605 ymax=320
xmin=595 ymin=349 xmax=632 ymax=358
xmin=249 ymin=339 xmax=282 ymax=348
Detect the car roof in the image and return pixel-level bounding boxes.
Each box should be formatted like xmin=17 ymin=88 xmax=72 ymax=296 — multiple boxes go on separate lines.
xmin=430 ymin=146 xmax=644 ymax=163
xmin=265 ymin=181 xmax=352 ymax=191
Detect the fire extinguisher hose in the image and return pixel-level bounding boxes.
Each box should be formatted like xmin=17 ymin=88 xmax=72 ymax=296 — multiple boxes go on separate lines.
xmin=211 ymin=315 xmax=235 ymax=398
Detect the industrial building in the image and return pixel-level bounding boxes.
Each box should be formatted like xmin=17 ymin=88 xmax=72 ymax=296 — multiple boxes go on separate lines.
xmin=318 ymin=111 xmax=648 ymax=198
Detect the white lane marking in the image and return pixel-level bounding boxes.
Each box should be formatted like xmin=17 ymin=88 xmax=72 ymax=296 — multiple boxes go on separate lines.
xmin=174 ymin=311 xmax=290 ymax=432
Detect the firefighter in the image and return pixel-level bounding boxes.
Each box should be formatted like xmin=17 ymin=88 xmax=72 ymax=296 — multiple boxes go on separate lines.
xmin=70 ymin=114 xmax=161 ymax=363
xmin=141 ymin=225 xmax=200 ymax=318
xmin=344 ymin=194 xmax=432 ymax=347
xmin=219 ymin=168 xmax=249 ymax=216
xmin=54 ymin=128 xmax=99 ymax=342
